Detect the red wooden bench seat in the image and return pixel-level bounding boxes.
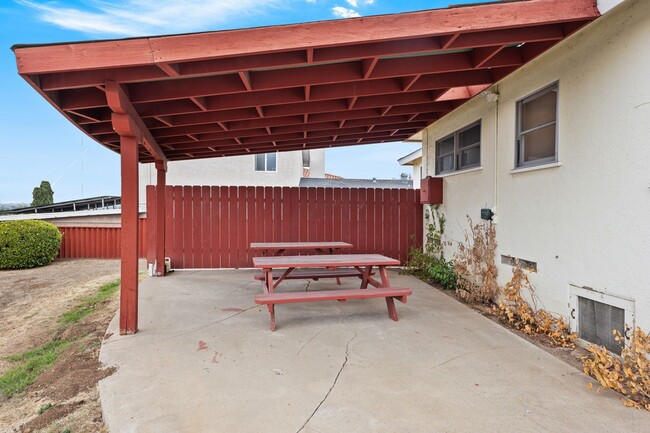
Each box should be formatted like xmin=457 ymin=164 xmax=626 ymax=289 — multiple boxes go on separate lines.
xmin=255 ymin=287 xmax=411 ymax=331
xmin=253 ymin=269 xmax=373 ymax=281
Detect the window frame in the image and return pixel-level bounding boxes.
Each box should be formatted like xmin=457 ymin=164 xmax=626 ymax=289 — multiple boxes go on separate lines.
xmin=434 ymin=120 xmax=482 ymax=175
xmin=515 ymin=82 xmax=559 ymax=169
xmin=254 ymin=153 xmax=278 ymax=172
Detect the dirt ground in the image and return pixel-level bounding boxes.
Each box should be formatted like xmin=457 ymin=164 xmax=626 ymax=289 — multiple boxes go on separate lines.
xmin=0 ymin=259 xmax=142 ymax=433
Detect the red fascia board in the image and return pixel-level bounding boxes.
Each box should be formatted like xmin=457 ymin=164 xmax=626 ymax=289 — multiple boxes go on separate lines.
xmin=13 ymin=0 xmax=599 ymax=75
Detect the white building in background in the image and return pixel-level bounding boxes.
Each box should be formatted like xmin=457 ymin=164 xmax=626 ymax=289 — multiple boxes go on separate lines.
xmin=418 ymin=0 xmax=649 ymax=350
xmin=398 ymin=148 xmax=422 ymax=189
xmin=139 ymin=149 xmax=325 ymax=204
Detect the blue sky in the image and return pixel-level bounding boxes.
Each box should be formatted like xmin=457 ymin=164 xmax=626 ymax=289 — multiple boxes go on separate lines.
xmin=0 ymin=0 xmax=475 ymax=203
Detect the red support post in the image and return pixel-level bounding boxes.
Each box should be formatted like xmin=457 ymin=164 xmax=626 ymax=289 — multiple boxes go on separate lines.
xmin=120 ymin=136 xmax=140 ymax=335
xmin=155 ymin=162 xmax=167 ymax=276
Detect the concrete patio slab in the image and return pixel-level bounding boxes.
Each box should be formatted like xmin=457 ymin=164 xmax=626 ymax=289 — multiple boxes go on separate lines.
xmin=99 ymin=270 xmax=648 ymax=433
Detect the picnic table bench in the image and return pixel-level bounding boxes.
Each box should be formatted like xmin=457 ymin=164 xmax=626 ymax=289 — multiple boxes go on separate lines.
xmin=250 ymin=241 xmax=353 ymax=256
xmin=252 ymin=254 xmax=411 ymax=331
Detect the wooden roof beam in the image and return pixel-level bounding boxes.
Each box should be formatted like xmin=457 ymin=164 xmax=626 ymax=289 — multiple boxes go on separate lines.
xmin=105 ymin=81 xmax=167 ymax=165
xmin=158 ymin=63 xmax=180 ymax=77
xmin=14 ymin=0 xmax=599 ymax=75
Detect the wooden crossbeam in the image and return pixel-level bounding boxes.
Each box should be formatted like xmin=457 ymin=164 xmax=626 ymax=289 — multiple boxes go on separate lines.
xmin=105 ymin=81 xmax=167 ymax=164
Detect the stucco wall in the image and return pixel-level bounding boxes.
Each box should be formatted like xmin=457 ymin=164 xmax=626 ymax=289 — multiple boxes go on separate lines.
xmin=139 ymin=149 xmax=325 ymax=204
xmin=422 ymin=0 xmax=650 ymax=328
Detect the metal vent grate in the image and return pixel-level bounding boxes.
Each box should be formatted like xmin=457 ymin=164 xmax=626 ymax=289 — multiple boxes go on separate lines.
xmin=578 ymin=296 xmax=625 ymax=354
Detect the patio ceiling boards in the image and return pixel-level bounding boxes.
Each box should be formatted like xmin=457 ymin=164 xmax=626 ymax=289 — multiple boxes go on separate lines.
xmin=12 ymin=0 xmax=600 ymax=164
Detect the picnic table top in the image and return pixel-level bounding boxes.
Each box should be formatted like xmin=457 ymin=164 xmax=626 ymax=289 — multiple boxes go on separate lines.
xmin=250 ymin=241 xmax=353 ymax=249
xmin=252 ymin=254 xmax=400 ymax=268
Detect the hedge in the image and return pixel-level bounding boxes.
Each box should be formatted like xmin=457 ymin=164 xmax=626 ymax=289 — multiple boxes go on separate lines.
xmin=0 ymin=220 xmax=62 ymax=269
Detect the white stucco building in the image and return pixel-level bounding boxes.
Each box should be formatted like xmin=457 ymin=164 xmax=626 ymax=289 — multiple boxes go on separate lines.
xmin=419 ymin=0 xmax=649 ymax=349
xmin=139 ymin=149 xmax=325 ymax=204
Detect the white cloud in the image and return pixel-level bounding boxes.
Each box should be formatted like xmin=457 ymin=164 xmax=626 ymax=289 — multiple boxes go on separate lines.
xmin=17 ymin=0 xmax=287 ymax=37
xmin=331 ymin=6 xmax=360 ymax=18
xmin=345 ymin=0 xmax=358 ymax=7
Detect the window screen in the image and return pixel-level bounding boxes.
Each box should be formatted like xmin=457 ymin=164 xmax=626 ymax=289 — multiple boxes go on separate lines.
xmin=435 ymin=121 xmax=481 ymax=175
xmin=255 ymin=154 xmax=266 ymax=171
xmin=266 ymin=152 xmax=277 ymax=171
xmin=516 ymin=84 xmax=558 ymax=167
xmin=578 ymin=296 xmax=625 ymax=354
xmin=255 ymin=153 xmax=277 ymax=172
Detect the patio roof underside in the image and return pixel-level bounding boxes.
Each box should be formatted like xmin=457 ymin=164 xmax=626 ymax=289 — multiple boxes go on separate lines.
xmin=13 ymin=0 xmax=599 ymax=163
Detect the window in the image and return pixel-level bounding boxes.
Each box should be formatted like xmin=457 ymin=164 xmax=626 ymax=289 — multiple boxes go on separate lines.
xmin=302 ymin=150 xmax=310 ymax=168
xmin=516 ymin=83 xmax=558 ymax=168
xmin=255 ymin=153 xmax=277 ymax=172
xmin=435 ymin=121 xmax=481 ymax=175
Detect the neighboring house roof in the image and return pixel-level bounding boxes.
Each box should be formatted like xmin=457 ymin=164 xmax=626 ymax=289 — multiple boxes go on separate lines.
xmin=303 ymin=168 xmax=343 ymax=179
xmin=299 ymin=178 xmax=412 ymax=189
xmin=0 ymin=196 xmax=121 ymax=215
xmin=398 ymin=149 xmax=423 ymax=166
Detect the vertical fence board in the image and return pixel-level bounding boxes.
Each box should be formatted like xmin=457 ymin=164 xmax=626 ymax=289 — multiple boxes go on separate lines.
xmin=349 ymin=188 xmax=359 ymax=253
xmin=374 ymin=188 xmax=384 ymax=255
xmin=333 ymin=188 xmax=342 ymax=244
xmin=357 ymin=188 xmax=367 ymax=253
xmin=366 ymin=188 xmax=375 ymax=253
xmin=281 ymin=187 xmax=291 ymax=243
xmin=299 ymin=188 xmax=308 ymax=242
xmin=220 ymin=186 xmax=230 ymax=268
xmin=305 ymin=188 xmax=315 ymax=242
xmin=244 ymin=187 xmax=254 ymax=266
xmin=214 ymin=186 xmax=223 ymax=268
xmin=237 ymin=186 xmax=249 ymax=267
xmin=272 ymin=187 xmax=282 ymax=243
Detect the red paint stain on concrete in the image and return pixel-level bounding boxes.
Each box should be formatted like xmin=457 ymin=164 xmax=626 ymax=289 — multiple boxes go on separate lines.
xmin=221 ymin=308 xmax=244 ymax=312
xmin=197 ymin=341 xmax=208 ymax=351
xmin=212 ymin=352 xmax=222 ymax=363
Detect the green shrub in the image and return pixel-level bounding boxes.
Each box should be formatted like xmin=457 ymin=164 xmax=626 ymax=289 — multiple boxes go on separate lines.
xmin=0 ymin=220 xmax=62 ymax=269
xmin=429 ymin=260 xmax=457 ymax=290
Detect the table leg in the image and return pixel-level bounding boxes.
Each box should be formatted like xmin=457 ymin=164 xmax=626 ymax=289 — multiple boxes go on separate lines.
xmin=386 ymin=297 xmax=398 ymax=321
xmin=359 ymin=265 xmax=373 ymax=289
xmin=269 ymin=304 xmax=276 ymax=331
xmin=379 ymin=266 xmax=390 ymax=288
xmin=263 ymin=268 xmax=272 ymax=294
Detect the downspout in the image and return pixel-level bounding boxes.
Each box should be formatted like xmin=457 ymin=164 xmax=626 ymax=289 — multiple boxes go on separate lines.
xmin=494 ymin=87 xmax=499 ymax=217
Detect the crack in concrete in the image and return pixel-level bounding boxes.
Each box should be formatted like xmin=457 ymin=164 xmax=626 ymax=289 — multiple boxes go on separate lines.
xmin=430 ymin=346 xmax=514 ymax=369
xmin=296 ymin=332 xmax=357 ymax=433
xmin=296 ymin=323 xmax=336 ymax=358
xmin=304 ymin=279 xmax=311 ymax=292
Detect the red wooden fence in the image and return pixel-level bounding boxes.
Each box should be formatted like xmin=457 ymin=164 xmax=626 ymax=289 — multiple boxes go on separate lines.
xmin=147 ymin=186 xmax=422 ymax=269
xmin=58 ymin=219 xmax=147 ymax=259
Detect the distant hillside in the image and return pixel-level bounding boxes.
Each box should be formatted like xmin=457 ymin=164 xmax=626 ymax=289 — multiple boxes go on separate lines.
xmin=0 ymin=203 xmax=30 ymax=211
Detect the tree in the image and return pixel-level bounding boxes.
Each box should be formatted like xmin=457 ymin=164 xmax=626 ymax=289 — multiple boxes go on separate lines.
xmin=31 ymin=181 xmax=54 ymax=207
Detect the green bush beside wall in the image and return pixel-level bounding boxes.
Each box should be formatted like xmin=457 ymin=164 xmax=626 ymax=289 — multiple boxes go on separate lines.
xmin=0 ymin=220 xmax=62 ymax=269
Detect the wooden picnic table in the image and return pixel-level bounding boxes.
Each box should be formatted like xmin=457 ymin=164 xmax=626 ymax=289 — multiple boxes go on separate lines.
xmin=252 ymin=254 xmax=411 ymax=331
xmin=250 ymin=241 xmax=353 ymax=256
xmin=251 ymin=241 xmax=356 ymax=284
